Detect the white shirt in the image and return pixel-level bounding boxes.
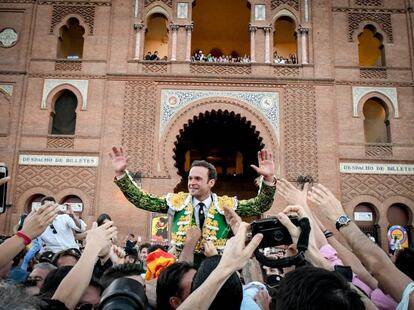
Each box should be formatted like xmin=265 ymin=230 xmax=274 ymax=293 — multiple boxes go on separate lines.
xmin=39 ymin=214 xmax=86 ymax=253
xmin=193 ymin=196 xmax=212 ymax=228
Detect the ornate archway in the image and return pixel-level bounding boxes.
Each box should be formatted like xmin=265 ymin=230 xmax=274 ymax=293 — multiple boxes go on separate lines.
xmin=158 ymin=97 xmax=280 ymax=193
xmin=173 ymin=109 xmax=265 ymax=198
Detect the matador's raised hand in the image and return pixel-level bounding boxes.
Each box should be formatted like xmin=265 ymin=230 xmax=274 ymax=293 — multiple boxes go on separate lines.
xmin=250 ymin=149 xmax=275 ymax=183
xmin=109 ymin=146 xmax=128 ymax=177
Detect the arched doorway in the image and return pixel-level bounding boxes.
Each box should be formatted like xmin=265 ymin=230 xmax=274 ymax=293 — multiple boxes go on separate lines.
xmin=354 ymin=203 xmax=380 ymax=245
xmin=173 ymin=110 xmax=264 ymax=200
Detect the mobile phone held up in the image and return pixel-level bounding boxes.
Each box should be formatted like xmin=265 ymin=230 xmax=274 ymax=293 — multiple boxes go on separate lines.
xmin=0 ymin=165 xmax=8 ymax=214
xmin=251 ymin=216 xmax=299 ymax=248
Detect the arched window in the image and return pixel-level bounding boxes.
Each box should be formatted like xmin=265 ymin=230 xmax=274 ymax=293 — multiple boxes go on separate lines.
xmin=192 ymin=0 xmax=250 ymax=61
xmin=273 ymin=16 xmax=297 ymax=64
xmin=144 ymin=13 xmax=169 ymax=60
xmin=363 ymin=97 xmax=390 ymax=143
xmin=57 ymin=18 xmax=85 ymax=59
xmin=358 ymin=25 xmax=385 ymax=66
xmin=51 ymin=90 xmax=78 ymax=135
xmin=387 ymin=203 xmax=411 ymax=227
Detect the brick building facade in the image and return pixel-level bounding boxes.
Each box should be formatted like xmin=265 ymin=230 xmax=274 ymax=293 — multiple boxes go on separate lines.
xmin=0 ymin=0 xmax=413 ymax=250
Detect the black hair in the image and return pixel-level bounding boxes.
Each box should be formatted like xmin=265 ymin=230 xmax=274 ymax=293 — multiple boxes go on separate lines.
xmin=190 ymin=160 xmax=217 ymax=181
xmin=191 ymin=255 xmax=242 ymax=310
xmin=156 ymin=262 xmax=196 ymax=310
xmin=395 ymin=247 xmax=414 ymax=280
xmin=40 ymin=196 xmax=56 ymax=205
xmin=97 ymin=213 xmax=112 ymax=226
xmin=39 ymin=266 xmax=72 ymax=298
xmin=52 ymin=248 xmax=81 ymax=266
xmin=100 ymin=263 xmax=145 ymax=290
xmin=276 ymin=266 xmax=364 ymax=310
xmin=139 ymin=243 xmax=151 ymax=252
xmin=148 ymin=244 xmax=166 ymax=254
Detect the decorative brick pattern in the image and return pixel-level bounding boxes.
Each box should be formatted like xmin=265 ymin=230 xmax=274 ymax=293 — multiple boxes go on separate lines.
xmin=14 ymin=165 xmax=96 ymax=200
xmin=354 ymin=0 xmax=383 ymax=6
xmin=190 ymin=64 xmax=251 ymax=75
xmin=283 ymin=85 xmax=318 ymax=182
xmin=50 ymin=5 xmax=95 ymax=35
xmin=360 ymin=67 xmax=387 ymax=79
xmin=122 ymin=81 xmax=156 ymax=177
xmin=144 ymin=0 xmax=172 ymax=8
xmin=143 ymin=62 xmax=168 ymax=74
xmin=55 ymin=60 xmax=82 ymax=71
xmin=271 ymin=0 xmax=299 ymax=11
xmin=273 ymin=65 xmax=299 ymax=77
xmin=365 ymin=143 xmax=393 ymax=158
xmin=348 ymin=12 xmax=392 ymax=42
xmin=47 ymin=137 xmax=75 ymax=149
xmin=341 ymin=174 xmax=414 ymax=204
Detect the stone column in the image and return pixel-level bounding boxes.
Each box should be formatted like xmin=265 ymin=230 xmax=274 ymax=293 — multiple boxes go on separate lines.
xmin=264 ymin=26 xmax=272 ymax=64
xmin=133 ymin=23 xmax=144 ymax=60
xmin=249 ymin=25 xmax=257 ymax=63
xmin=185 ymin=25 xmax=193 ymax=61
xmin=170 ymin=24 xmax=180 ymax=61
xmin=298 ymin=26 xmax=309 ymax=64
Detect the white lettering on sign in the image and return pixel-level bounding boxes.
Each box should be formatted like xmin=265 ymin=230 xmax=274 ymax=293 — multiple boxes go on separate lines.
xmin=19 ymin=155 xmax=99 ymax=167
xmin=340 ymin=163 xmax=414 ymax=175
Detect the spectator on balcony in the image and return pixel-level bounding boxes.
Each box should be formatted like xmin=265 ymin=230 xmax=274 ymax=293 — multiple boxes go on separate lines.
xmin=150 ymin=51 xmax=159 ymax=61
xmin=144 ymin=52 xmax=152 ymax=60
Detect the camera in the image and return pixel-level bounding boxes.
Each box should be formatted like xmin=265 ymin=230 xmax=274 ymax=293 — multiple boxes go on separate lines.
xmin=99 ymin=278 xmax=148 ymax=310
xmin=251 ymin=216 xmax=299 ymax=248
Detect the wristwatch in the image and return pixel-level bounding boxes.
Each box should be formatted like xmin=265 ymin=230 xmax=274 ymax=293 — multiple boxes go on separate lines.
xmin=335 ymin=214 xmax=351 ymax=231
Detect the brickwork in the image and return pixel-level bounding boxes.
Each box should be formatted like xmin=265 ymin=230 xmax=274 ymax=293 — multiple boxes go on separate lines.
xmin=0 ymin=0 xmax=413 ymax=245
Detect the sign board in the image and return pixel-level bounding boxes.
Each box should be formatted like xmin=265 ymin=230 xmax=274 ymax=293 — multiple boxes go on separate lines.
xmin=19 ymin=155 xmax=99 ymax=167
xmin=340 ymin=163 xmax=414 ymax=175
xmin=354 ymin=212 xmax=373 ymax=221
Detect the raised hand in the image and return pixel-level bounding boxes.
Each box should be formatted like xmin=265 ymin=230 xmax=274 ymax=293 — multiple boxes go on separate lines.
xmin=223 ymin=207 xmax=242 ymax=234
xmin=86 ymin=221 xmax=118 ymax=253
xmin=308 ymin=184 xmax=345 ymax=222
xmin=22 ymin=203 xmax=59 ymax=239
xmin=278 ymin=179 xmax=309 ymax=207
xmin=204 ymin=240 xmax=218 ymax=257
xmin=109 ymin=146 xmax=128 ymax=177
xmin=219 ymin=222 xmax=263 ymax=272
xmin=250 ymin=149 xmax=275 ymax=182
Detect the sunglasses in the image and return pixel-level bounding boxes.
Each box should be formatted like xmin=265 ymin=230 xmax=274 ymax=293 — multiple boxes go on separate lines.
xmin=50 ymin=224 xmax=57 ymax=234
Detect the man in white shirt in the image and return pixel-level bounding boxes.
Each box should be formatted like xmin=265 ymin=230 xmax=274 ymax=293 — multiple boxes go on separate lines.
xmin=39 ymin=196 xmax=86 ymax=253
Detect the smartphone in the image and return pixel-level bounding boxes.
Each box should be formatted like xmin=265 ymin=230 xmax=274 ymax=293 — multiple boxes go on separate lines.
xmin=0 ymin=165 xmax=7 ymax=214
xmin=58 ymin=204 xmax=67 ymax=212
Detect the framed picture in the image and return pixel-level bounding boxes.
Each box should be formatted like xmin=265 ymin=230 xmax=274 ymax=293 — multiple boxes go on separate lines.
xmin=150 ymin=213 xmax=169 ymax=242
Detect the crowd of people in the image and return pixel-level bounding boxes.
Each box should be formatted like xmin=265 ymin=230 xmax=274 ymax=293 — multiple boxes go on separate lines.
xmin=273 ymin=52 xmax=297 ymax=64
xmin=0 ymin=149 xmax=413 ymax=309
xmin=144 ymin=51 xmax=168 ymax=61
xmin=191 ymin=50 xmax=251 ymax=63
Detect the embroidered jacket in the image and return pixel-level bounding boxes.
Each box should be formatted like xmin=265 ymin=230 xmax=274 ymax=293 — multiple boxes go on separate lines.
xmin=115 ymin=171 xmax=276 ymax=252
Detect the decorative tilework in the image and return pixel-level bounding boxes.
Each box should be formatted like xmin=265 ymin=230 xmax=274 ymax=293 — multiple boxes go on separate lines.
xmin=159 ymin=89 xmax=280 ymax=141
xmin=42 ymin=79 xmax=88 ymax=110
xmin=0 ymin=84 xmax=13 ymax=96
xmin=352 ymin=86 xmax=398 ymax=117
